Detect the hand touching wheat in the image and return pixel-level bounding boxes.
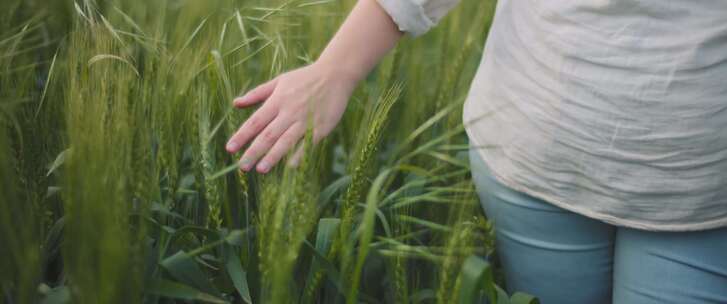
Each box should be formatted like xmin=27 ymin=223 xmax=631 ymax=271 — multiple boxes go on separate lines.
xmin=225 ymin=0 xmax=403 ymax=174
xmin=225 ymin=64 xmax=356 ymax=173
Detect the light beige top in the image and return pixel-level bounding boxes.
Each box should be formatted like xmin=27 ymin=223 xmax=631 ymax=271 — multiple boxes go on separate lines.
xmin=378 ymin=0 xmax=727 ymax=231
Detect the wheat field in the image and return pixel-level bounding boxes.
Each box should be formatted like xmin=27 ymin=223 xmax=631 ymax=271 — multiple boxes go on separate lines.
xmin=0 ymin=0 xmax=537 ymax=303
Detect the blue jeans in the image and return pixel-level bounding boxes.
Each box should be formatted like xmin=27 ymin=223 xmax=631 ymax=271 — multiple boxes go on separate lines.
xmin=469 ymin=148 xmax=727 ymax=304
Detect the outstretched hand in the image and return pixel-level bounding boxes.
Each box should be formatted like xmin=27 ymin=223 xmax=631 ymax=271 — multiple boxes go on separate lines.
xmin=226 ymin=0 xmax=403 ymax=174
xmin=225 ymin=63 xmax=356 ymax=173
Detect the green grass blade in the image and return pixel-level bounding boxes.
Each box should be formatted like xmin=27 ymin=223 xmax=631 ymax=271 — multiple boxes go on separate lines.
xmin=209 ymin=162 xmax=240 ymax=180
xmin=148 ymin=279 xmax=228 ymax=304
xmin=39 ymin=286 xmax=70 ymax=304
xmin=510 ymin=292 xmax=540 ymax=304
xmin=160 ymin=251 xmax=219 ymax=296
xmin=35 ymin=50 xmax=57 ymax=118
xmin=346 ymin=169 xmax=392 ymax=303
xmin=225 ymin=246 xmax=252 ymax=304
xmin=458 ymin=256 xmax=496 ymax=304
xmin=46 ymin=148 xmax=71 ymax=177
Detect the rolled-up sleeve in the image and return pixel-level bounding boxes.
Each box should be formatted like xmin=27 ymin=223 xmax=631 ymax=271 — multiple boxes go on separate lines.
xmin=377 ymin=0 xmax=462 ymax=37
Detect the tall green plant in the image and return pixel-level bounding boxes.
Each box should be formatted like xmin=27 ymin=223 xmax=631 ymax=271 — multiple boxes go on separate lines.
xmin=0 ymin=0 xmax=541 ymax=303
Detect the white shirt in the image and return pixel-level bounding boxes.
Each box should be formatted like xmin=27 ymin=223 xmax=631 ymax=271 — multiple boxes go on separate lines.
xmin=378 ymin=0 xmax=727 ymax=231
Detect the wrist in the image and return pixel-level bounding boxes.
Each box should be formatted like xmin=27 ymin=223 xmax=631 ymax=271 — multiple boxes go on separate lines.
xmin=312 ymin=59 xmax=364 ymax=90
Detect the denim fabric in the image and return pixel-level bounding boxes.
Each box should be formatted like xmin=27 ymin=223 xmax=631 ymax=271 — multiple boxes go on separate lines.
xmin=469 ymin=148 xmax=727 ymax=304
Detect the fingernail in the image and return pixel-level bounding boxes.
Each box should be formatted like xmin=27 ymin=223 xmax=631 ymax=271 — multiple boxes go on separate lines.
xmin=226 ymin=141 xmax=240 ymax=152
xmin=239 ymin=157 xmax=253 ymax=171
xmin=235 ymin=95 xmax=249 ymax=104
xmin=257 ymin=161 xmax=270 ymax=173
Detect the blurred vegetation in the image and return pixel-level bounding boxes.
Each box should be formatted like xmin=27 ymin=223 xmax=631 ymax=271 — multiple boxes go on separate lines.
xmin=0 ymin=0 xmax=538 ymax=303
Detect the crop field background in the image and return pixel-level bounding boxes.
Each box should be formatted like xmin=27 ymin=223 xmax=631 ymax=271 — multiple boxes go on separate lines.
xmin=0 ymin=0 xmax=537 ymax=303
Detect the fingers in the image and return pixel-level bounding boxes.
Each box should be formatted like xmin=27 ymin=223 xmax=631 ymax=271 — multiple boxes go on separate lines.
xmin=287 ymin=145 xmax=305 ymax=168
xmin=233 ymin=77 xmax=279 ymax=108
xmin=286 ymin=127 xmax=324 ymax=168
xmin=255 ymin=122 xmax=306 ymax=173
xmin=226 ymin=103 xmax=277 ymax=153
xmin=238 ymin=114 xmax=293 ymax=171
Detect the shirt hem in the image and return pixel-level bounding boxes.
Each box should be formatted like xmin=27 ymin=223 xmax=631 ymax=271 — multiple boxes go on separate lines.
xmin=466 ymin=129 xmax=727 ymax=232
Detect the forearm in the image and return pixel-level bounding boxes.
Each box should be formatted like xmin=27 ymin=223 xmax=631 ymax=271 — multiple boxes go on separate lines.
xmin=315 ymin=0 xmax=403 ymax=83
xmin=228 ymin=0 xmax=404 ymax=172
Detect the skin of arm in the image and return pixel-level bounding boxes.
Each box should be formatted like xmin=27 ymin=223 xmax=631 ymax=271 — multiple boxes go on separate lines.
xmin=225 ymin=0 xmax=403 ymax=173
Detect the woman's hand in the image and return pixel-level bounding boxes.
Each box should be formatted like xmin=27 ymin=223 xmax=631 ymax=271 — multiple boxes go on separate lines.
xmin=225 ymin=0 xmax=403 ymax=174
xmin=225 ymin=63 xmax=357 ymax=173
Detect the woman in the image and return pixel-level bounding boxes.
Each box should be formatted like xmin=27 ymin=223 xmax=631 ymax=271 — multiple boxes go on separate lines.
xmin=225 ymin=0 xmax=727 ymax=302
